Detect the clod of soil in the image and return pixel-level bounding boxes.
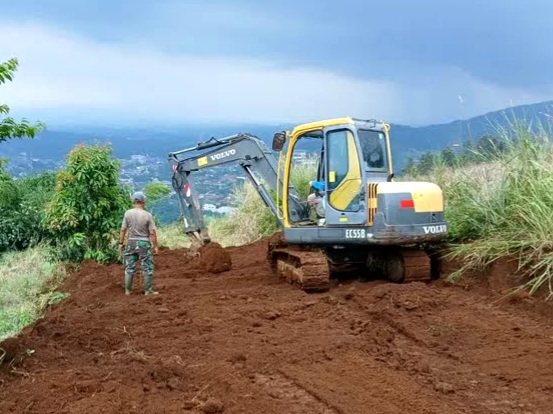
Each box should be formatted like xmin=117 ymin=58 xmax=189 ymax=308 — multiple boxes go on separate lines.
xmin=199 ymin=398 xmax=225 ymax=413
xmin=199 ymin=242 xmax=232 ymax=273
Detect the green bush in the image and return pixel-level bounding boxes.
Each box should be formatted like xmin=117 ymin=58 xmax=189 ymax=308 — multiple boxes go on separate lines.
xmin=0 ymin=164 xmax=56 ymax=252
xmin=44 ymin=143 xmax=131 ymax=262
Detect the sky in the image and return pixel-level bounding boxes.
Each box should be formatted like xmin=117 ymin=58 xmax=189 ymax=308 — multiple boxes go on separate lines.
xmin=1 ymin=0 xmax=553 ymax=127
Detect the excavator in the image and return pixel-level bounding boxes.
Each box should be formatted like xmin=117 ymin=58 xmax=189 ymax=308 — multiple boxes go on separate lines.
xmin=168 ymin=117 xmax=448 ymax=292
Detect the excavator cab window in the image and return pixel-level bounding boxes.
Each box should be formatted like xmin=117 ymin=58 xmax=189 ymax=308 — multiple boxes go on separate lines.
xmin=287 ymin=131 xmax=323 ymax=223
xmin=325 ymin=128 xmax=362 ymax=212
xmin=358 ymin=129 xmax=388 ymax=172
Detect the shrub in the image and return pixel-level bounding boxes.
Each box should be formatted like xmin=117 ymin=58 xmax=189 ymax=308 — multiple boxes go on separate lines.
xmin=0 ymin=165 xmax=56 ymax=252
xmin=44 ymin=143 xmax=131 ymax=262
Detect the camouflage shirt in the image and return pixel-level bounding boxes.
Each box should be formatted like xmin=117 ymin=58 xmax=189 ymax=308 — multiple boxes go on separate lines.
xmin=121 ymin=208 xmax=156 ymax=241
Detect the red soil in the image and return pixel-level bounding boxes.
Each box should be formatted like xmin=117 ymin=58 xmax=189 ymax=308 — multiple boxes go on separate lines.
xmin=198 ymin=242 xmax=232 ymax=274
xmin=1 ymin=240 xmax=552 ymax=414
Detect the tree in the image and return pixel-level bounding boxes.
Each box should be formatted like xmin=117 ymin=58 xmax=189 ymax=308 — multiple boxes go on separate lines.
xmin=440 ymin=147 xmax=457 ymax=167
xmin=417 ymin=151 xmax=436 ymax=173
xmin=401 ymin=157 xmax=417 ymax=176
xmin=44 ymin=143 xmax=131 ymax=262
xmin=0 ymin=58 xmax=45 ymax=143
xmin=477 ymin=135 xmax=505 ymax=158
xmin=143 ymin=181 xmax=172 ymax=202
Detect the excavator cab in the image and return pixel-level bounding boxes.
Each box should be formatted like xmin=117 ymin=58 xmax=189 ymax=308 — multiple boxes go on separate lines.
xmin=274 ymin=118 xmax=393 ymax=227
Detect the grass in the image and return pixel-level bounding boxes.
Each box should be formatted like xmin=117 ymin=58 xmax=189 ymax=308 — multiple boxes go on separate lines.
xmin=208 ymin=159 xmax=318 ymax=247
xmin=157 ymin=222 xmax=191 ymax=249
xmin=0 ymin=245 xmax=68 ymax=341
xmin=209 ymin=182 xmax=279 ymax=247
xmin=411 ymin=122 xmax=553 ymax=298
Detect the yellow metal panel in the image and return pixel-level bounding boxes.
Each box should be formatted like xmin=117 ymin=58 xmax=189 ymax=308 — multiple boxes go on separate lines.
xmin=198 ymin=156 xmax=208 ymax=167
xmin=328 ymin=171 xmax=336 ymax=183
xmin=329 ymin=131 xmax=362 ymax=210
xmin=377 ymin=182 xmax=444 ymax=212
xmin=291 ymin=117 xmax=354 ymax=137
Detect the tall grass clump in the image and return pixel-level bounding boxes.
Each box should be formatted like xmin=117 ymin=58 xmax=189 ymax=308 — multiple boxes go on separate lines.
xmin=157 ymin=222 xmax=191 ymax=249
xmin=423 ymin=122 xmax=553 ymax=297
xmin=209 ymin=159 xmax=318 ymax=247
xmin=289 ymin=156 xmax=319 ymax=201
xmin=0 ymin=246 xmax=67 ymax=341
xmin=209 ymin=181 xmax=279 ymax=246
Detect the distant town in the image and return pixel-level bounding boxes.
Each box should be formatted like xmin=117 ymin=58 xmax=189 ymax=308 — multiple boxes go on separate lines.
xmin=4 ymin=151 xmax=247 ymax=221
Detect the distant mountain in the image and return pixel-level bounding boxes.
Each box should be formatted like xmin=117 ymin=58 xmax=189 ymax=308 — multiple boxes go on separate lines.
xmin=390 ymin=100 xmax=553 ymax=152
xmin=1 ymin=100 xmax=552 ymax=169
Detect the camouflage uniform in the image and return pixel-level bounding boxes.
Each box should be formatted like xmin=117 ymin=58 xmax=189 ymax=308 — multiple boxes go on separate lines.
xmin=121 ymin=202 xmax=157 ymax=295
xmin=124 ymin=239 xmax=155 ymax=294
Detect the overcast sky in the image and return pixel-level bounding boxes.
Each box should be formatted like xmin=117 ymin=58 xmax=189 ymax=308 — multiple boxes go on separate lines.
xmin=1 ymin=0 xmax=552 ymax=126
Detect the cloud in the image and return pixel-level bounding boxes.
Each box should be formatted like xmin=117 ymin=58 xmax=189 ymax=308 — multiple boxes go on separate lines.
xmin=1 ymin=21 xmax=551 ymax=126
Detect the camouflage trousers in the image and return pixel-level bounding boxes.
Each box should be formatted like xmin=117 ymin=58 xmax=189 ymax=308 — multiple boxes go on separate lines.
xmin=124 ymin=239 xmax=154 ymax=293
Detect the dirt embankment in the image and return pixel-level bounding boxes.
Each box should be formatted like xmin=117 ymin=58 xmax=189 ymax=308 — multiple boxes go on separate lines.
xmin=1 ymin=240 xmax=553 ymax=414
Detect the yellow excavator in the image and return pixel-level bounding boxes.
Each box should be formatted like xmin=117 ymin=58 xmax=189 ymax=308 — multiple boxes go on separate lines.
xmin=168 ymin=117 xmax=448 ymax=292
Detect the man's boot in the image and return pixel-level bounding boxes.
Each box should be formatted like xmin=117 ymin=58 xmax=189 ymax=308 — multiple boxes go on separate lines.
xmin=143 ymin=275 xmax=158 ymax=295
xmin=125 ymin=273 xmax=134 ymax=295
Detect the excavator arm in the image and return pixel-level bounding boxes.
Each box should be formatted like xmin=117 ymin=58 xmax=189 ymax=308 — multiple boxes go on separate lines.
xmin=168 ymin=133 xmax=305 ymax=246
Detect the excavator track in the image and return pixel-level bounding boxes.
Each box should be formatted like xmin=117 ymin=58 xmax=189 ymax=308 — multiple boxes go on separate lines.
xmin=267 ymin=233 xmax=330 ymax=292
xmin=267 ymin=234 xmax=440 ymax=291
xmin=402 ymin=248 xmax=433 ymax=282
xmin=383 ymin=247 xmax=441 ymax=283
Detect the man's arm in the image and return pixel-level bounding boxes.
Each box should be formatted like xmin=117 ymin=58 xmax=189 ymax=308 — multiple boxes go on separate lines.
xmin=150 ymin=229 xmax=159 ymax=255
xmin=118 ymin=212 xmax=128 ymax=255
xmin=118 ymin=228 xmax=127 ymax=255
xmin=148 ymin=214 xmax=159 ymax=255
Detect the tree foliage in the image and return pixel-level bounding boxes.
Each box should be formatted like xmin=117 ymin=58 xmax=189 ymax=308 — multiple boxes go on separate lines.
xmin=143 ymin=181 xmax=172 ymax=203
xmin=402 ymin=134 xmax=508 ymax=176
xmin=44 ymin=143 xmax=131 ymax=262
xmin=0 ymin=58 xmax=45 ymax=143
xmin=0 ymin=166 xmax=56 ymax=252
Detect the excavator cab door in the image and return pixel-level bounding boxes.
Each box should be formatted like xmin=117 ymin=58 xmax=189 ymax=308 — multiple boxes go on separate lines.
xmin=323 ymin=128 xmax=367 ymax=226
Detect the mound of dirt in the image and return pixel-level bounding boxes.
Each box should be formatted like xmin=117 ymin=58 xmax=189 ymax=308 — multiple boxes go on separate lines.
xmin=199 ymin=242 xmax=232 ymax=273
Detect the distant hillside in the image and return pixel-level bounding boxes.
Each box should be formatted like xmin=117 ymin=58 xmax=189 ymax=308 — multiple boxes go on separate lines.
xmin=1 ymin=100 xmax=552 ymax=169
xmin=389 ymin=100 xmax=553 ymax=166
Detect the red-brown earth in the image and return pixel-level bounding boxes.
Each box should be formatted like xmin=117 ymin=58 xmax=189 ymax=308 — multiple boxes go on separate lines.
xmin=1 ymin=240 xmax=552 ymax=414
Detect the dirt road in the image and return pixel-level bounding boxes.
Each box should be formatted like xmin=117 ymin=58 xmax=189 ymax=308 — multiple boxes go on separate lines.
xmin=1 ymin=240 xmax=552 ymax=414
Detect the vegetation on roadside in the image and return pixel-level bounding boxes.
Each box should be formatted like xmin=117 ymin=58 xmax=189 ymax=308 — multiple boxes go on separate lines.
xmin=0 ymin=246 xmax=68 ymax=341
xmin=157 ymin=222 xmax=190 ymax=249
xmin=408 ymin=122 xmax=553 ymax=297
xmin=207 ymin=160 xmax=318 ymax=247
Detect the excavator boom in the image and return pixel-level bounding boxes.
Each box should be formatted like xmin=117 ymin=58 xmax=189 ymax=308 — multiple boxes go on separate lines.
xmin=168 ymin=133 xmax=304 ymax=245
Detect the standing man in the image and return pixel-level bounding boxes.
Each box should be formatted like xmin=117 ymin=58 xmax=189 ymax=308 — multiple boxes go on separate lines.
xmin=118 ymin=191 xmax=159 ymax=295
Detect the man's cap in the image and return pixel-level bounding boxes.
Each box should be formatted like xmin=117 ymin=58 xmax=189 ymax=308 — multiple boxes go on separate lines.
xmin=132 ymin=191 xmax=146 ymax=202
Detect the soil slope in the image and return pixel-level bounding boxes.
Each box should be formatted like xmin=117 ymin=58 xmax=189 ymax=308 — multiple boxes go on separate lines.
xmin=1 ymin=240 xmax=553 ymax=414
